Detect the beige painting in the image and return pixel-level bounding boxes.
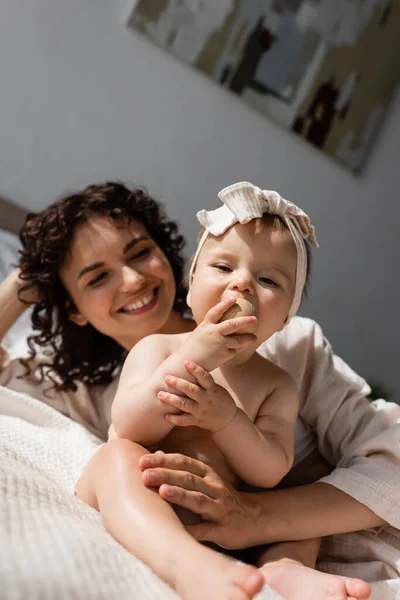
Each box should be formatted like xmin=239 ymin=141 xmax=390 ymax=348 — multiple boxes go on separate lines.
xmin=127 ymin=0 xmax=400 ymax=173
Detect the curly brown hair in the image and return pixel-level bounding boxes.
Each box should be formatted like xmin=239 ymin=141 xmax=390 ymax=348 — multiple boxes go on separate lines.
xmin=18 ymin=182 xmax=188 ymax=391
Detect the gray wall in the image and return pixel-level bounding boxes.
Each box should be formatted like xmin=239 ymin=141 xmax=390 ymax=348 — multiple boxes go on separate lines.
xmin=1 ymin=0 xmax=399 ymax=398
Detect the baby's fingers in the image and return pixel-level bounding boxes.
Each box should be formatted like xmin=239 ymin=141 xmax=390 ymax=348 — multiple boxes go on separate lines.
xmin=164 ymin=375 xmax=201 ymax=400
xmin=224 ymin=332 xmax=258 ymax=350
xmin=218 ymin=316 xmax=257 ymax=336
xmin=158 ymin=390 xmax=197 ymax=414
xmin=165 ymin=413 xmax=196 ymax=427
xmin=203 ymin=296 xmax=238 ymax=324
xmin=184 ymin=361 xmax=214 ymax=391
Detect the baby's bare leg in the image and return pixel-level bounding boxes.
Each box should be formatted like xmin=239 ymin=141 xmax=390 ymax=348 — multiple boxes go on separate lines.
xmin=76 ymin=439 xmax=264 ymax=600
xmin=258 ymin=539 xmax=371 ymax=600
xmin=258 ymin=537 xmax=321 ymax=568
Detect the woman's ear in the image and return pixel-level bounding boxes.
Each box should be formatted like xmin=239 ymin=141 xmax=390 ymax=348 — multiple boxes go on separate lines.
xmin=68 ymin=311 xmax=88 ymax=327
xmin=66 ymin=301 xmax=88 ymax=327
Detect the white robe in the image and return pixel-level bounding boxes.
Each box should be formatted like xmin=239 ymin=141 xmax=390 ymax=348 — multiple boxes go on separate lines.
xmin=258 ymin=317 xmax=400 ymax=598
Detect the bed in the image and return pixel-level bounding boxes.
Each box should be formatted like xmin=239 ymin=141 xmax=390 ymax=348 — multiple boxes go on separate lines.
xmin=0 ymin=197 xmax=281 ymax=600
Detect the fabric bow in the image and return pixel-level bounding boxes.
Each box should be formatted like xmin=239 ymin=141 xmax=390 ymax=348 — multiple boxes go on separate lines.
xmin=197 ymin=181 xmax=319 ymax=248
xmin=191 ymin=181 xmax=319 ymax=321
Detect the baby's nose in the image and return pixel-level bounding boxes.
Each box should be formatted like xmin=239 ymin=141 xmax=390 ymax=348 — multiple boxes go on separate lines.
xmin=227 ymin=274 xmax=253 ymax=294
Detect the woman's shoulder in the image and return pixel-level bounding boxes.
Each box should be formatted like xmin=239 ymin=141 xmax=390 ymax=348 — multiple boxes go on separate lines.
xmin=258 ymin=316 xmax=322 ymax=361
xmin=0 ymin=345 xmax=42 ymax=387
xmin=0 ymin=344 xmax=116 ymax=440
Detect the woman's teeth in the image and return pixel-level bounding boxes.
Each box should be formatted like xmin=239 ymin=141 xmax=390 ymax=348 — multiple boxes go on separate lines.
xmin=120 ymin=292 xmax=154 ymax=312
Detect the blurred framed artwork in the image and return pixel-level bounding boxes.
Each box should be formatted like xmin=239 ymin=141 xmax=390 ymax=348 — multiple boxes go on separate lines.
xmin=126 ymin=1 xmax=400 ymax=173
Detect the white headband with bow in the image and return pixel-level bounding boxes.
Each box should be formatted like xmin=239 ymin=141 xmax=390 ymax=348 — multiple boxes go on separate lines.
xmin=190 ymin=181 xmax=319 ymax=320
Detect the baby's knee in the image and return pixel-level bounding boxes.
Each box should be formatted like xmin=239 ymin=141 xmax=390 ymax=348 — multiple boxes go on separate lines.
xmin=97 ymin=438 xmax=149 ymax=472
xmin=77 ymin=439 xmax=148 ymax=508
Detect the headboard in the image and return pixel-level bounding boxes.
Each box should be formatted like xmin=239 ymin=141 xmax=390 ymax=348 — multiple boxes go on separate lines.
xmin=0 ymin=196 xmax=28 ymax=236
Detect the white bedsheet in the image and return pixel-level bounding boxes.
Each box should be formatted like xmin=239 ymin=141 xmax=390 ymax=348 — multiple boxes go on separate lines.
xmin=0 ymin=384 xmax=282 ymax=600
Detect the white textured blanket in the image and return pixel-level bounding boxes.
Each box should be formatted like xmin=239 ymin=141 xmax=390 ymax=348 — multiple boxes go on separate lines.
xmin=0 ymin=385 xmax=282 ymax=600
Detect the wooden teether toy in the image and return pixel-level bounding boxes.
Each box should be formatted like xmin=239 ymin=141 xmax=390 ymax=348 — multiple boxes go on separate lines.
xmin=219 ymin=297 xmax=256 ymax=322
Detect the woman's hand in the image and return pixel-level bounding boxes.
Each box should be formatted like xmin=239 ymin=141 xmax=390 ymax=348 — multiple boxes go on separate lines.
xmin=14 ymin=268 xmax=40 ymax=304
xmin=0 ymin=269 xmax=38 ymax=341
xmin=159 ymin=361 xmax=238 ymax=433
xmin=139 ymin=451 xmax=261 ymax=549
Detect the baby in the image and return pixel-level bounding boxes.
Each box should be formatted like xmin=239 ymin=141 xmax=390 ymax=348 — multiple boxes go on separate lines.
xmin=112 ymin=181 xmax=322 ymax=562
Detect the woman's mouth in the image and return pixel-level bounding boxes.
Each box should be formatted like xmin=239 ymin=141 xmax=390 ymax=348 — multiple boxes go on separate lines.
xmin=118 ymin=288 xmax=158 ymax=315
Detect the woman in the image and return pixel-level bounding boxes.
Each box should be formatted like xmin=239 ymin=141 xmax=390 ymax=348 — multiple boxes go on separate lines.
xmin=0 ymin=181 xmax=190 ymax=440
xmin=0 ymin=182 xmax=398 ymax=599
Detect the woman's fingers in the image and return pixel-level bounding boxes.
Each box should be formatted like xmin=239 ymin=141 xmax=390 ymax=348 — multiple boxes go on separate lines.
xmin=142 ymin=466 xmax=216 ymax=498
xmin=158 ymin=484 xmax=220 ymax=521
xmin=139 ymin=451 xmax=253 ymax=548
xmin=139 ymin=452 xmax=209 ymax=478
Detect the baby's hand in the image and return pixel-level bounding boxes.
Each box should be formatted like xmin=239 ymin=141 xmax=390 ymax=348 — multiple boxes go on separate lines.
xmin=180 ymin=297 xmax=257 ymax=371
xmin=158 ymin=361 xmax=237 ymax=433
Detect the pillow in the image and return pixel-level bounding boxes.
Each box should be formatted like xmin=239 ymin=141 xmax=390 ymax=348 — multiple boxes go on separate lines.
xmin=0 ymin=229 xmax=33 ymax=357
xmin=0 ymin=228 xmax=21 ymax=279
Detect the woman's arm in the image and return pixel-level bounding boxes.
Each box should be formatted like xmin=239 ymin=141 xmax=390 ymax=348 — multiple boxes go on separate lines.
xmin=0 ymin=269 xmax=29 ymax=342
xmin=139 ymin=452 xmax=385 ymax=549
xmin=265 ymin=318 xmax=400 ymax=530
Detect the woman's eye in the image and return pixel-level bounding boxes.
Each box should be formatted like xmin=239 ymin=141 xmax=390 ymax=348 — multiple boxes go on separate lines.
xmin=129 ymin=248 xmax=151 ymax=261
xmin=88 ymin=273 xmax=107 ymax=287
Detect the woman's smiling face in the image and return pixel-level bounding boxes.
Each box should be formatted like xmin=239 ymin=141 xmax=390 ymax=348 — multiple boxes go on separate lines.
xmin=59 ymin=215 xmax=177 ymax=350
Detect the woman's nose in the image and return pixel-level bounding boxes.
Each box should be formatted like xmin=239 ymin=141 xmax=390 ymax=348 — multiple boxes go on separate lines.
xmin=227 ymin=273 xmax=254 ymax=294
xmin=119 ymin=266 xmax=145 ymax=292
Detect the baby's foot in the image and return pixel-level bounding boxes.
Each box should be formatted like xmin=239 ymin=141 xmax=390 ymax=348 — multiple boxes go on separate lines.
xmin=259 ymin=560 xmax=371 ymax=600
xmin=175 ymin=544 xmax=264 ymax=600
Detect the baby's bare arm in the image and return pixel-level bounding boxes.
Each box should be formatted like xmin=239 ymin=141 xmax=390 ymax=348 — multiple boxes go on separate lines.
xmin=112 ymin=330 xmax=230 ymax=445
xmin=113 ymin=301 xmax=258 ymax=446
xmin=211 ymin=369 xmax=299 ymax=488
xmin=112 ymin=334 xmax=196 ymax=445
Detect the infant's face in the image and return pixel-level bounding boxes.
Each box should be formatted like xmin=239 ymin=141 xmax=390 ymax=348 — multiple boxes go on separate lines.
xmin=188 ymin=220 xmax=297 ymax=344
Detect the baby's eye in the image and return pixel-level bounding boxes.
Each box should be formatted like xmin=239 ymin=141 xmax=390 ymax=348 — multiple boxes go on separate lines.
xmin=88 ymin=272 xmax=108 ymax=287
xmin=259 ymin=277 xmax=278 ymax=287
xmin=214 ymin=264 xmax=232 ymax=272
